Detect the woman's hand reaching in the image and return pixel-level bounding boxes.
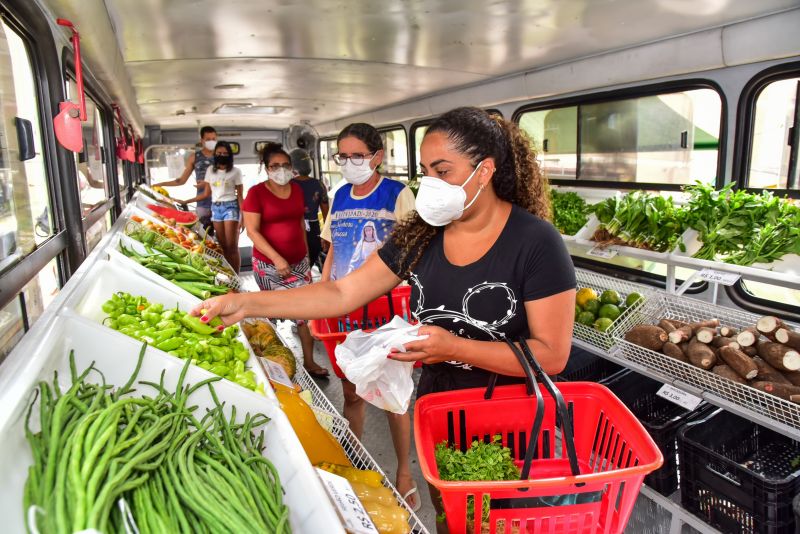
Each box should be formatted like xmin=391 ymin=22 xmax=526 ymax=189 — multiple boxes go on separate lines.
xmin=190 ymin=292 xmax=251 ymax=326
xmin=389 ymin=325 xmax=462 ymax=365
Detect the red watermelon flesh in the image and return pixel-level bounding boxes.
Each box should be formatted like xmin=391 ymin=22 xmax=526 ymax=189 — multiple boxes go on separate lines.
xmin=147 ymin=204 xmax=198 ymax=226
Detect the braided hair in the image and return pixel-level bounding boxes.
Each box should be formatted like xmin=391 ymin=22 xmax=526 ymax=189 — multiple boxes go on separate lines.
xmin=391 ymin=107 xmax=550 ymax=275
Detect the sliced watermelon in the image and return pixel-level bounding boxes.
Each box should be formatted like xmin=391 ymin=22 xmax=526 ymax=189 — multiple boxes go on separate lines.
xmin=147 ymin=204 xmax=198 ymax=227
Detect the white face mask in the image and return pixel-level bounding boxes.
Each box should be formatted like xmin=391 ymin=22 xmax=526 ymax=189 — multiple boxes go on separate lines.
xmin=204 ymin=140 xmax=217 ymax=151
xmin=415 ymin=161 xmax=485 ymax=227
xmin=268 ymin=168 xmax=293 ymax=185
xmin=341 ymin=155 xmax=376 ymax=185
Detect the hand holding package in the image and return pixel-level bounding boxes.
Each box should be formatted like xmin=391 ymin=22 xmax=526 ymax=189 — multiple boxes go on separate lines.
xmin=334 ymin=316 xmax=425 ymax=414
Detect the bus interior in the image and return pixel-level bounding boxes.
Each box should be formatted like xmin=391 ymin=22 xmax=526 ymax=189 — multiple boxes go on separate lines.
xmin=1 ymin=0 xmax=800 ymax=532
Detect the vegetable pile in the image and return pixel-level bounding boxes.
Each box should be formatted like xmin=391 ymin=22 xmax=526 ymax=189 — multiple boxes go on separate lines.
xmin=102 ymin=292 xmax=261 ymax=392
xmin=575 ymin=287 xmax=643 ymax=333
xmin=119 ymin=232 xmax=231 ymax=300
xmin=242 ymin=319 xmax=297 ymax=379
xmin=684 ymin=182 xmax=800 ymax=266
xmin=550 ymin=190 xmax=588 ymax=236
xmin=624 ymin=314 xmax=800 ymax=404
xmin=592 ymin=191 xmax=687 ymax=253
xmin=434 ymin=436 xmax=519 ymax=527
xmin=130 ymin=215 xmax=222 ymax=255
xmin=23 ymin=349 xmax=290 ymax=533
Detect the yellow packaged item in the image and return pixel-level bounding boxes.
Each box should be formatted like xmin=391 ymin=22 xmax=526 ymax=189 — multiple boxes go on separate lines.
xmin=272 ymin=382 xmax=351 ymax=466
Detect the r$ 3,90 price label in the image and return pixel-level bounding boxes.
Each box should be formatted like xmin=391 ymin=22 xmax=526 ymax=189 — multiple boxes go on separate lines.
xmin=656 ymin=384 xmax=702 ymax=411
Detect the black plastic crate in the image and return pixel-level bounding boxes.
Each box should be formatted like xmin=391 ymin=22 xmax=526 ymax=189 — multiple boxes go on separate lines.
xmin=600 ymin=370 xmax=710 ymax=497
xmin=678 ymin=410 xmax=800 ymax=534
xmin=556 ymin=345 xmax=623 ymax=382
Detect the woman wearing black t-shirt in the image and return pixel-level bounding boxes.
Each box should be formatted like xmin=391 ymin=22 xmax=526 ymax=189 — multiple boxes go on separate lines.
xmin=191 ymin=108 xmax=576 ymax=521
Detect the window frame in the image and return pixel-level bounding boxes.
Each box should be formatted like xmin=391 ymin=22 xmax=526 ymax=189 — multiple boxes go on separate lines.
xmin=0 ymin=1 xmax=75 ymax=357
xmin=376 ymin=124 xmax=409 ymax=180
xmin=62 ymin=47 xmax=122 ymax=238
xmin=733 ymin=60 xmax=800 ymax=199
xmin=512 ymin=79 xmax=728 ymax=191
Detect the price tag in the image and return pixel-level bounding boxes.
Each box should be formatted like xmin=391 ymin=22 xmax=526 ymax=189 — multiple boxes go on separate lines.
xmin=261 ymin=358 xmax=293 ymax=388
xmin=316 ymin=468 xmax=378 ymax=534
xmin=656 ymin=384 xmax=703 ymax=411
xmin=698 ymin=269 xmax=741 ymax=286
xmin=587 ymin=245 xmax=618 ymax=259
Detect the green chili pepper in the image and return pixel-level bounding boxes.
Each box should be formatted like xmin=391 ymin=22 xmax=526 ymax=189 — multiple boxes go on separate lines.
xmin=116 ymin=314 xmax=138 ymax=326
xmin=156 ymin=338 xmax=183 ymax=352
xmin=155 ymin=327 xmax=182 ymax=343
xmin=179 ymin=314 xmax=218 ymax=336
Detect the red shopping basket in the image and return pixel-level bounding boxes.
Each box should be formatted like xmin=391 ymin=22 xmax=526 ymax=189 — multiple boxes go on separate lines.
xmin=414 ymin=337 xmax=663 ymax=534
xmin=309 ymin=285 xmax=419 ymax=378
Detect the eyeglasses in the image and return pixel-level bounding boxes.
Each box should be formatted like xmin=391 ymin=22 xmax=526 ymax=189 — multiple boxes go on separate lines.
xmin=333 ymin=153 xmax=373 ymax=166
xmin=267 ymin=163 xmax=292 ymax=171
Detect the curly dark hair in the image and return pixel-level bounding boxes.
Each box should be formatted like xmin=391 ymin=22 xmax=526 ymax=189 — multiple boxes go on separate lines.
xmin=392 ymin=106 xmax=550 ymax=275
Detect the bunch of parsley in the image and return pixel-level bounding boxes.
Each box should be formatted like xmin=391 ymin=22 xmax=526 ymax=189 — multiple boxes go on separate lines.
xmin=435 ymin=436 xmax=520 ymax=526
xmin=551 ymin=190 xmax=589 ymax=236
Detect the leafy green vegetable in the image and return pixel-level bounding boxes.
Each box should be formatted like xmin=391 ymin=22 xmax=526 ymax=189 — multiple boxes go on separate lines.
xmin=435 ymin=436 xmax=519 ymax=526
xmin=684 ymin=181 xmax=800 ymax=265
xmin=551 ymin=190 xmax=589 ymax=235
xmin=591 ymin=191 xmax=687 ymax=252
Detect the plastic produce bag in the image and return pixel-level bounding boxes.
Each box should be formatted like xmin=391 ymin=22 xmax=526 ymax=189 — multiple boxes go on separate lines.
xmin=335 ymin=316 xmax=425 ymax=414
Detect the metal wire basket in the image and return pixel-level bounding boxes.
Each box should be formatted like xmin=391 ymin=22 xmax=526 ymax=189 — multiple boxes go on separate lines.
xmin=574 ymin=268 xmax=661 ymax=351
xmin=613 ymin=293 xmax=800 ymax=438
xmin=292 ymin=366 xmax=430 ymax=533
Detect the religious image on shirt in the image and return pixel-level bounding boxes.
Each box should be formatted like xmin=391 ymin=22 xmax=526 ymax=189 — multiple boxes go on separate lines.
xmin=331 ymin=207 xmax=395 ymax=279
xmin=348 ymin=221 xmax=382 ymax=272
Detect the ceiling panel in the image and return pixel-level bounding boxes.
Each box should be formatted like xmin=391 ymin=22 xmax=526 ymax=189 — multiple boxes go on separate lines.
xmin=98 ymin=0 xmax=798 ymax=128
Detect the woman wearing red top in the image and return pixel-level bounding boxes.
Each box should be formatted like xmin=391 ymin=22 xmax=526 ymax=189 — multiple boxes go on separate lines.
xmin=243 ymin=143 xmax=329 ymax=378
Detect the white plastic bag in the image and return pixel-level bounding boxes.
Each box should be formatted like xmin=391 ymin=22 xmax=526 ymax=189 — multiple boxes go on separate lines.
xmin=334 ymin=316 xmax=425 ymax=414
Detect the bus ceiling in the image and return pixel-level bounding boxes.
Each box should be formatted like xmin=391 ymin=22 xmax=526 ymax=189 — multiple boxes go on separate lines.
xmin=40 ymin=0 xmax=797 ymax=132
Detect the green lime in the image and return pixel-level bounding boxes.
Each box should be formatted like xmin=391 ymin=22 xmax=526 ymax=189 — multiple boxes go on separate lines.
xmin=625 ymin=292 xmax=643 ymax=307
xmin=583 ymin=299 xmax=601 ymax=315
xmin=577 ymin=311 xmax=596 ymax=326
xmin=575 ymin=305 xmax=582 ymax=319
xmin=594 ymin=317 xmax=614 ymax=332
xmin=598 ymin=303 xmax=621 ymax=321
xmin=600 ymin=290 xmax=621 ymax=305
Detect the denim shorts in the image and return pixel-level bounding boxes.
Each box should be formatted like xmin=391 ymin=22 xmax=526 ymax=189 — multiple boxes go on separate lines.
xmin=211 ymin=200 xmax=240 ymax=222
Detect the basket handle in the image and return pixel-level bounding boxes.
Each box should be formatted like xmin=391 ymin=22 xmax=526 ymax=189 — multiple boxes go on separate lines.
xmin=502 ymin=339 xmax=545 ymax=480
xmin=502 ymin=337 xmax=582 ymax=482
xmin=516 ymin=336 xmax=581 ymax=481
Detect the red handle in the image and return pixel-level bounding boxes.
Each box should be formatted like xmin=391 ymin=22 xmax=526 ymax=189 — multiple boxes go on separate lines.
xmin=56 ymin=19 xmax=86 ymax=122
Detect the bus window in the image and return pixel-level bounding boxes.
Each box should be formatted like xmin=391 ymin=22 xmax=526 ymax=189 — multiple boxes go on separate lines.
xmin=20 ymin=256 xmax=60 ymax=326
xmin=746 ymin=77 xmax=799 ymax=190
xmin=519 ymin=106 xmax=577 ymax=179
xmin=85 ymin=210 xmax=112 ymax=252
xmin=319 ymin=137 xmax=340 ymax=190
xmin=0 ymin=297 xmax=24 ymax=361
xmin=0 ymin=19 xmax=55 ymax=274
xmin=379 ymin=127 xmax=408 ymax=179
xmin=412 ymin=124 xmax=428 ymax=178
xmin=517 ymin=87 xmax=721 ymax=185
xmin=66 ymin=82 xmax=110 ymax=214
